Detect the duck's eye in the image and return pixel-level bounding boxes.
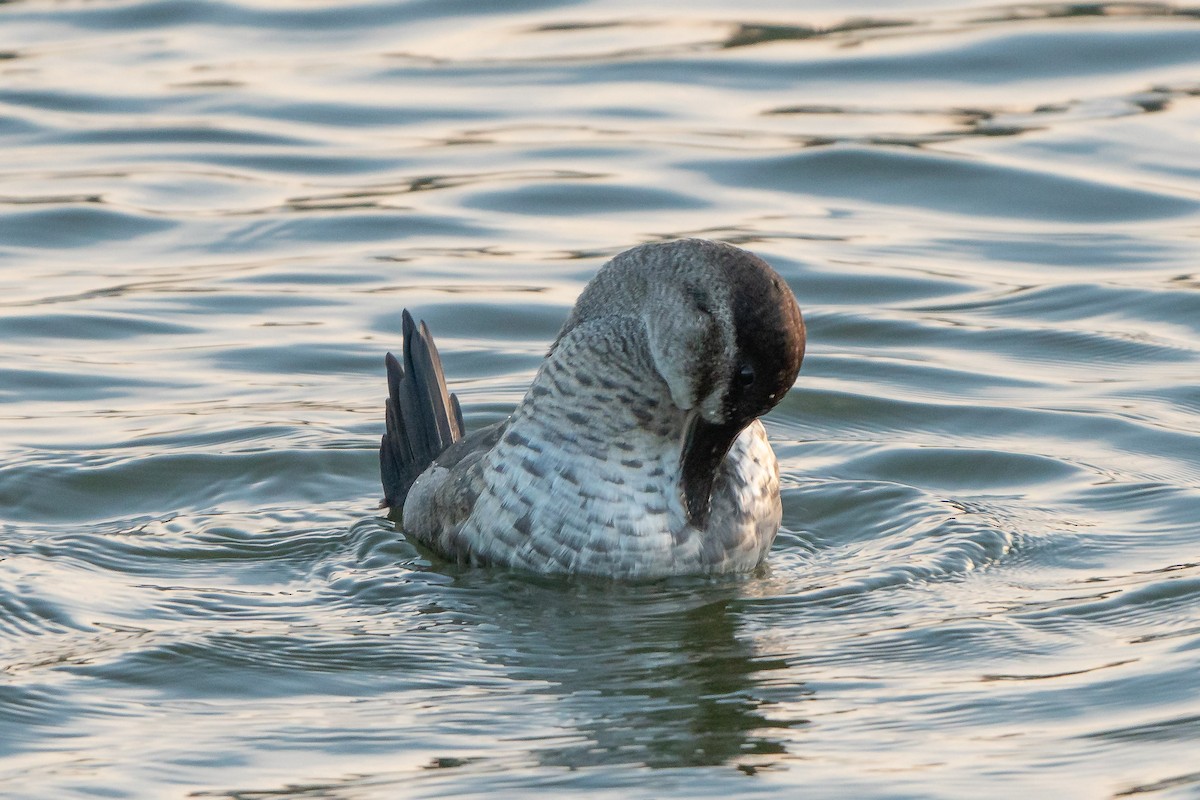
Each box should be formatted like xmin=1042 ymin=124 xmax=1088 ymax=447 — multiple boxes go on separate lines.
xmin=737 ymin=363 xmax=756 ymax=387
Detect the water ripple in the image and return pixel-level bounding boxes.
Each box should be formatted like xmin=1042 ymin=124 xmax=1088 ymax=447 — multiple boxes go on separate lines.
xmin=694 ymin=146 xmax=1200 ymax=222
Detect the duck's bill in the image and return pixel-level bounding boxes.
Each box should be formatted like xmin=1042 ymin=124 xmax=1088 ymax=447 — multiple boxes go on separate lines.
xmin=679 ymin=413 xmax=743 ymax=529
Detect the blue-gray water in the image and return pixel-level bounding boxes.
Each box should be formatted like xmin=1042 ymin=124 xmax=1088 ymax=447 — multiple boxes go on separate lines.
xmin=2 ymin=1 xmax=1200 ymax=797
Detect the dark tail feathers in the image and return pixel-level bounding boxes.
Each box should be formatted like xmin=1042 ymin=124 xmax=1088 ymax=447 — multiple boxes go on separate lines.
xmin=380 ymin=310 xmax=465 ymax=510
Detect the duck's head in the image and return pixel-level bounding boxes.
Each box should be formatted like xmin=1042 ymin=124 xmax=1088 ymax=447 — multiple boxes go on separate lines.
xmin=561 ymin=239 xmax=806 ymax=528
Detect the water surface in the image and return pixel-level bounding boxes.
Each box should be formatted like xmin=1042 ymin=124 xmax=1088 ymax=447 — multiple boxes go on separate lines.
xmin=2 ymin=1 xmax=1200 ymax=798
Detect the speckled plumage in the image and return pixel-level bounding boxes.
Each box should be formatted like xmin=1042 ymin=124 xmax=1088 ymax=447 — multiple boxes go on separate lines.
xmin=381 ymin=239 xmax=805 ymax=578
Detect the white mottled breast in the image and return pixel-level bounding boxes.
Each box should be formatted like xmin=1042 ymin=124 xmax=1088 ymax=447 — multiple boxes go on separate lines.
xmin=404 ymin=317 xmax=782 ymax=578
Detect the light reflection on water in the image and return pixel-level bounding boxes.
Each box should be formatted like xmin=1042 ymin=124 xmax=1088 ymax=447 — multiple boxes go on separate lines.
xmin=2 ymin=1 xmax=1200 ymax=798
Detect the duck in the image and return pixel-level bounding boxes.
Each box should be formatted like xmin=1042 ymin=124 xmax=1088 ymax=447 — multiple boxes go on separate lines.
xmin=380 ymin=238 xmax=805 ymax=578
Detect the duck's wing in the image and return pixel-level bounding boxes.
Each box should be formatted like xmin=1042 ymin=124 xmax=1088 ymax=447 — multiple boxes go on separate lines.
xmin=397 ymin=418 xmax=508 ymax=561
xmin=380 ymin=310 xmax=466 ymax=510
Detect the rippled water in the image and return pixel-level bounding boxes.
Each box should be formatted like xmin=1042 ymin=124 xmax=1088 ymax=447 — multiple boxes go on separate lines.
xmin=2 ymin=1 xmax=1200 ymax=797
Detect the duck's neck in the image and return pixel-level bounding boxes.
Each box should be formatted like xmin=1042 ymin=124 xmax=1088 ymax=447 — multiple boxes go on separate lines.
xmin=515 ymin=316 xmax=684 ymax=446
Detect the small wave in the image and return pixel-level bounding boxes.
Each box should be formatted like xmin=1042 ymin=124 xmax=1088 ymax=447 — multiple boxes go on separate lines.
xmin=0 ymin=205 xmax=177 ymax=249
xmin=776 ymin=479 xmax=1019 ymax=598
xmin=0 ymin=560 xmax=90 ymax=641
xmin=692 ymin=146 xmax=1199 ymax=223
xmin=0 ymin=450 xmax=375 ymax=525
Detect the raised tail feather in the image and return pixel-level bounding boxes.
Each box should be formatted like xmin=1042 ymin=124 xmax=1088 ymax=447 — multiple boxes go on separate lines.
xmin=380 ymin=310 xmax=465 ymax=511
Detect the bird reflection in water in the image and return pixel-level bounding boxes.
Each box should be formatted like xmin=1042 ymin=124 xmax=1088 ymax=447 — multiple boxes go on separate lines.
xmin=431 ymin=574 xmax=809 ymax=774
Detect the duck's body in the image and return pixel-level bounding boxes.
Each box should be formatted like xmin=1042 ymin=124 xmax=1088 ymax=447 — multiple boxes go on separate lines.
xmin=381 ymin=239 xmax=805 ymax=578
